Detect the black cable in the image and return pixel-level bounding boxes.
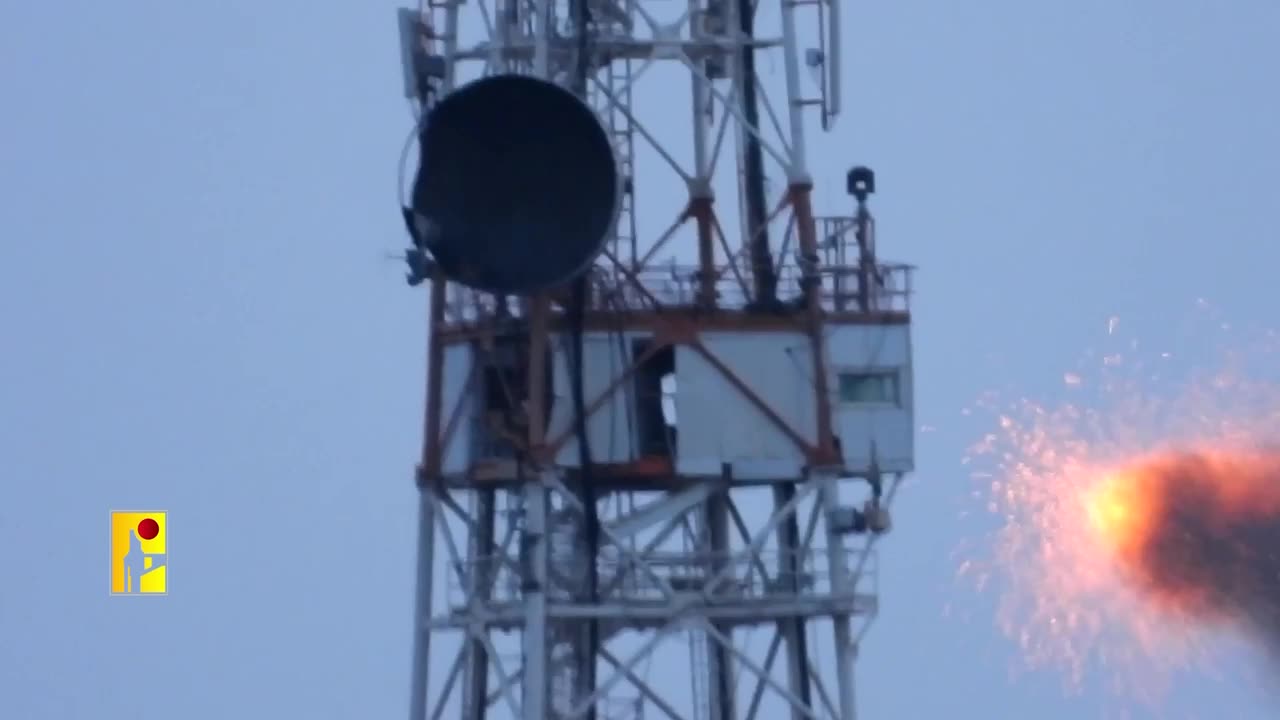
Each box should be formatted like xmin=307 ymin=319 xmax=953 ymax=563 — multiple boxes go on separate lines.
xmin=570 ymin=278 xmax=600 ymax=720
xmin=737 ymin=0 xmax=777 ymax=307
xmin=569 ymin=5 xmax=600 ymax=716
xmin=573 ymin=0 xmax=591 ymax=95
xmin=569 ymin=278 xmax=594 ymax=482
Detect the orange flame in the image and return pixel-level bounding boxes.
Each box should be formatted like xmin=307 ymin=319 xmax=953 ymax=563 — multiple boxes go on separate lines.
xmin=1086 ymin=470 xmax=1152 ymax=556
xmin=961 ymin=304 xmax=1280 ymax=703
xmin=1085 ymin=450 xmax=1280 ymax=621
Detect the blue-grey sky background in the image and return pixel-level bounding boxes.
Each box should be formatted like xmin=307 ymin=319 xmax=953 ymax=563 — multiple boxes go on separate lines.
xmin=3 ymin=0 xmax=1279 ymax=718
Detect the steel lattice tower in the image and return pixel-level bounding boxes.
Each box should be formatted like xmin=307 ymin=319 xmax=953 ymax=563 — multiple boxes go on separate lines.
xmin=396 ymin=0 xmax=916 ymax=717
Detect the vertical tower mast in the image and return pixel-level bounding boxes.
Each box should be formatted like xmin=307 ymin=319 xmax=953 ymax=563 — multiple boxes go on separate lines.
xmin=397 ymin=0 xmax=917 ymax=717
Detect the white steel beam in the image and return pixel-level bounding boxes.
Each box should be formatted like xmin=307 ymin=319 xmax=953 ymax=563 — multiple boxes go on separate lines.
xmin=605 ymin=481 xmax=724 ymax=541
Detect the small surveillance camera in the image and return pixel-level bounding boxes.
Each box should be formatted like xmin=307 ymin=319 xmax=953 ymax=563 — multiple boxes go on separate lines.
xmin=846 ymin=166 xmax=875 ymax=203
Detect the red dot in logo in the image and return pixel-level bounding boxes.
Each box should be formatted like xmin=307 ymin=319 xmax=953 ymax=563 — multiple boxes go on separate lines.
xmin=137 ymin=518 xmax=160 ymax=540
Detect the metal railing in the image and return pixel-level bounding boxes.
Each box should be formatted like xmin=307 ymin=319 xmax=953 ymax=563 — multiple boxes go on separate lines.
xmin=443 ymin=546 xmax=879 ymax=608
xmin=441 ymin=262 xmax=912 ymax=322
xmin=438 ymin=213 xmax=913 ymax=324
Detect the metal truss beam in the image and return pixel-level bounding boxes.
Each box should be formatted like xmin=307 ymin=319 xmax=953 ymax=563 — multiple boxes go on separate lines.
xmin=411 ymin=466 xmax=894 ymax=719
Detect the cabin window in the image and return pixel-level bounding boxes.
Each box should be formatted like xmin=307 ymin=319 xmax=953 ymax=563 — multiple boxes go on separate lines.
xmin=633 ymin=339 xmax=676 ymax=457
xmin=837 ymin=370 xmax=900 ymax=405
xmin=660 ymin=373 xmax=677 ymax=427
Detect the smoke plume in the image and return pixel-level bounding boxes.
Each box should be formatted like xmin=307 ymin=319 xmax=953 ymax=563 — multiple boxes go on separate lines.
xmin=1094 ymin=449 xmax=1280 ymax=659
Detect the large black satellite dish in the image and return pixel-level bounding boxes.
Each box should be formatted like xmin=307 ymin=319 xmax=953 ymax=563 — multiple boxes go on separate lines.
xmin=407 ymin=74 xmax=621 ymax=295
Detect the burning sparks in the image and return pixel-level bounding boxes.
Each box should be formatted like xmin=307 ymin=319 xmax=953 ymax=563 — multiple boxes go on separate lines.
xmin=961 ymin=303 xmax=1280 ymax=702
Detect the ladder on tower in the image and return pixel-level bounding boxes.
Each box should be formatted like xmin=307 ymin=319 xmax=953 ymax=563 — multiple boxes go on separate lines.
xmin=687 ymin=628 xmax=711 ymax=720
xmin=589 ymin=38 xmax=638 ymax=273
xmin=550 ymin=644 xmax=577 ymax=719
xmin=685 ymin=518 xmax=711 ymax=720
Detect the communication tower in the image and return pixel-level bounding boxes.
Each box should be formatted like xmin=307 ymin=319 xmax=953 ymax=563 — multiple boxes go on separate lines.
xmin=395 ymin=0 xmax=915 ymax=717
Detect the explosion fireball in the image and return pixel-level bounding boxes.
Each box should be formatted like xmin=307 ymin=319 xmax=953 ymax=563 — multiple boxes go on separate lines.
xmin=962 ymin=304 xmax=1280 ymax=700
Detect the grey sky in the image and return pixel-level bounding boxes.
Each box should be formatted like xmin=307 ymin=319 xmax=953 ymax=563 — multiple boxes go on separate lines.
xmin=2 ymin=0 xmax=1279 ymax=718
